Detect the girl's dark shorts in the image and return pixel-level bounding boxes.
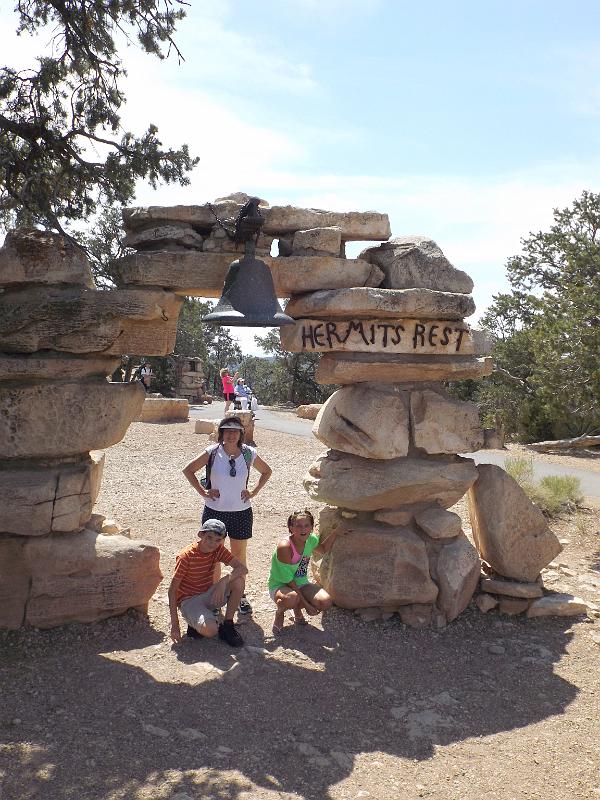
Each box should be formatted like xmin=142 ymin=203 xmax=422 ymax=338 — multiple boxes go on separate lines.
xmin=224 ymin=392 xmax=235 ymax=401
xmin=202 ymin=506 xmax=253 ymax=540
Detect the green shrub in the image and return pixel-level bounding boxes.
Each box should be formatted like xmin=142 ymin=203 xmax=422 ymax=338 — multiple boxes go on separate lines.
xmin=504 ymin=457 xmax=583 ymax=516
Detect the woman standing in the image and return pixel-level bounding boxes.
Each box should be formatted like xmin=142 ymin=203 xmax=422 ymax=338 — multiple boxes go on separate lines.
xmin=183 ymin=417 xmax=272 ymax=615
xmin=220 ymin=367 xmax=238 ymax=412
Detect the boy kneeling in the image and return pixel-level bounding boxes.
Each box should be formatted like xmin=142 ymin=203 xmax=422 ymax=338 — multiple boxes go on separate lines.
xmin=169 ymin=519 xmax=248 ymax=648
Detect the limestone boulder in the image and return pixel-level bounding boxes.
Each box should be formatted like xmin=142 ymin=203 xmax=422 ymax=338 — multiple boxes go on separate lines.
xmin=318 ymin=524 xmax=438 ymax=608
xmin=139 ymin=397 xmax=189 ymax=423
xmin=207 ymin=410 xmax=255 ymax=446
xmin=527 ymin=593 xmax=589 ymax=618
xmin=194 ymin=419 xmax=216 ymax=434
xmin=313 ymin=385 xmax=409 ymax=459
xmin=359 ymin=236 xmax=473 ymax=293
xmin=123 ymin=225 xmax=204 ymax=251
xmin=285 ymin=287 xmax=475 ymax=320
xmin=23 ymin=530 xmax=162 ymax=627
xmin=116 ymin=251 xmax=383 ymax=297
xmin=316 ymin=353 xmax=493 ymax=385
xmin=410 ymin=390 xmax=484 ymax=453
xmin=434 ymin=534 xmax=480 ymax=621
xmin=296 ymin=404 xmax=322 ymax=420
xmin=0 ymin=353 xmax=120 ymax=382
xmin=304 ymin=450 xmax=478 ymax=511
xmin=0 ymin=537 xmax=29 ymax=628
xmin=468 ymin=464 xmax=562 ymax=582
xmin=292 ymin=227 xmax=342 ymax=256
xmin=0 ymin=228 xmax=95 ymax=288
xmin=480 ymin=577 xmax=543 ymax=599
xmin=0 ymin=382 xmax=144 ymax=459
xmin=0 ymin=286 xmax=182 ymax=355
xmin=415 ymin=507 xmax=462 ymax=539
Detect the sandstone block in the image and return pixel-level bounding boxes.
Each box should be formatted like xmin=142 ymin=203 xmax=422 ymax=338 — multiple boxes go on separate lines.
xmin=316 ymin=353 xmax=493 ymax=385
xmin=0 ymin=537 xmax=29 ymax=628
xmin=116 ymin=251 xmax=383 ymax=297
xmin=296 ymin=404 xmax=322 ymax=420
xmin=24 ymin=530 xmax=162 ymax=628
xmin=498 ymin=597 xmax=530 ymax=615
xmin=415 ymin=507 xmax=462 ymax=539
xmin=207 ymin=411 xmax=255 ymax=446
xmin=292 ymin=227 xmax=342 ymax=256
xmin=318 ymin=525 xmax=438 ymax=608
xmin=410 ymin=390 xmax=484 ymax=453
xmin=476 ymin=594 xmax=498 ymax=613
xmin=434 ymin=534 xmax=480 ymax=621
xmin=313 ymin=385 xmax=409 ymax=459
xmin=468 ymin=465 xmax=562 ymax=582
xmin=0 ymin=382 xmax=144 ymax=459
xmin=280 ymin=318 xmax=477 ymax=356
xmin=0 ymin=228 xmax=94 ymax=288
xmin=526 ymin=593 xmax=589 ymax=618
xmin=0 ymin=353 xmax=120 ymax=382
xmin=139 ymin=397 xmax=189 ymax=423
xmin=285 ymin=287 xmax=475 ymax=320
xmin=359 ymin=236 xmax=473 ymax=293
xmin=304 ymin=451 xmax=478 ymax=511
xmin=0 ymin=286 xmax=182 ymax=355
xmin=480 ymin=577 xmax=543 ymax=599
xmin=194 ymin=419 xmax=216 ymax=434
xmin=123 ymin=225 xmax=204 ymax=251
xmin=374 ymin=509 xmax=415 ymax=526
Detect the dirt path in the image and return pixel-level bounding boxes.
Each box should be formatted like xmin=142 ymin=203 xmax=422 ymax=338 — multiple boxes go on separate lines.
xmin=1 ymin=421 xmax=599 ymax=800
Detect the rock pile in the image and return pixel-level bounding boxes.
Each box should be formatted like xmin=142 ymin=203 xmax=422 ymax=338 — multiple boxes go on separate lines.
xmin=0 ymin=228 xmax=167 ymax=629
xmin=174 ymin=356 xmax=211 ymax=404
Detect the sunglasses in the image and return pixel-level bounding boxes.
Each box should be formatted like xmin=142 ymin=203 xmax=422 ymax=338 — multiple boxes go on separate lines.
xmin=229 ymin=457 xmax=236 ymax=477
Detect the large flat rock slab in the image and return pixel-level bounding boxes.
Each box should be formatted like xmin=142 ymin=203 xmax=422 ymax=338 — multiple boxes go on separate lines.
xmin=318 ymin=525 xmax=438 ymax=608
xmin=313 ymin=385 xmax=410 ymax=459
xmin=316 ymin=353 xmax=493 ymax=384
xmin=116 ymin=251 xmax=383 ymax=296
xmin=468 ymin=464 xmax=562 ymax=582
xmin=281 ymin=317 xmax=476 ymax=355
xmin=0 ymin=228 xmax=95 ymax=288
xmin=0 ymin=452 xmax=104 ymax=535
xmin=0 ymin=382 xmax=144 ymax=459
xmin=123 ymin=203 xmax=391 ymax=241
xmin=0 ymin=353 xmax=120 ymax=382
xmin=359 ymin=236 xmax=474 ymax=293
xmin=23 ymin=530 xmax=162 ymax=628
xmin=304 ymin=450 xmax=478 ymax=511
xmin=0 ymin=286 xmax=182 ymax=355
xmin=285 ymin=287 xmax=475 ymax=320
xmin=139 ymin=397 xmax=189 ymax=422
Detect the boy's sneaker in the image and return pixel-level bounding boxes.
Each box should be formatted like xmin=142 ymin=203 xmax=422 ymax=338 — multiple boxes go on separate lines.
xmin=238 ymin=595 xmax=252 ymax=615
xmin=186 ymin=625 xmax=204 ymax=639
xmin=218 ymin=620 xmax=244 ymax=648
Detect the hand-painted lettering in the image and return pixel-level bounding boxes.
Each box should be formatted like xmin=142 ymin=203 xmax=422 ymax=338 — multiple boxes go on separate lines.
xmin=428 ymin=324 xmax=439 ymax=346
xmin=440 ymin=326 xmax=452 ymax=346
xmin=301 ymin=325 xmax=316 ymax=349
xmin=412 ymin=323 xmax=426 ymax=348
xmin=313 ymin=323 xmax=326 ymax=347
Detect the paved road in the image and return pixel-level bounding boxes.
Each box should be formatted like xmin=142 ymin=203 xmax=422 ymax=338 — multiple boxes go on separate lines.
xmin=190 ymin=401 xmax=600 ymax=499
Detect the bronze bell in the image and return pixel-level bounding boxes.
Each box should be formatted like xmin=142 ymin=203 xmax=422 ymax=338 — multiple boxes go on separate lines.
xmin=203 ymin=197 xmax=294 ymax=328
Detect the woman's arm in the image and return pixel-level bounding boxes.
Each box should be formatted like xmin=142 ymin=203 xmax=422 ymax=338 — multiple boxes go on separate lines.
xmin=241 ymin=454 xmax=272 ymax=501
xmin=182 ymin=452 xmax=217 ymax=500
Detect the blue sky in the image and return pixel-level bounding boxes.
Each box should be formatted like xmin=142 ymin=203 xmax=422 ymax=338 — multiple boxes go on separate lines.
xmin=4 ymin=0 xmax=600 ymax=354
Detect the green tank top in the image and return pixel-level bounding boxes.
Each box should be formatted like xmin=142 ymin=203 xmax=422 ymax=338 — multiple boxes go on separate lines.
xmin=268 ymin=533 xmax=320 ymax=590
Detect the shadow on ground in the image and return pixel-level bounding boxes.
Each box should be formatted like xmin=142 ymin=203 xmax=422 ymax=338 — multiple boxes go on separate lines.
xmin=0 ymin=607 xmax=581 ymax=800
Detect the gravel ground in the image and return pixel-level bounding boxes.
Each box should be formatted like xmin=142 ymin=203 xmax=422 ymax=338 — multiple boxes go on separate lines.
xmin=1 ymin=420 xmax=600 ymax=800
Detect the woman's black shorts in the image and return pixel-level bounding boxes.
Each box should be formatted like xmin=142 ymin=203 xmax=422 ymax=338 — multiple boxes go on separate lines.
xmin=224 ymin=392 xmax=235 ymax=401
xmin=202 ymin=506 xmax=253 ymax=540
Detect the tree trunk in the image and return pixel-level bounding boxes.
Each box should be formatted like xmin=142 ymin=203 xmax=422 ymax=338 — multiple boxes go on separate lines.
xmin=528 ymin=434 xmax=600 ymax=451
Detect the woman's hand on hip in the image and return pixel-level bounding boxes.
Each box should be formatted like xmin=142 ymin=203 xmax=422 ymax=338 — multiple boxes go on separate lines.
xmin=240 ymin=489 xmax=252 ymax=502
xmin=206 ymin=488 xmax=220 ymax=500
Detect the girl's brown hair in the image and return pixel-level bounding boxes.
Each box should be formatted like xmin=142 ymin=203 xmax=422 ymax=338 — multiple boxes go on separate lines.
xmin=217 ymin=416 xmax=244 ymax=448
xmin=287 ymin=509 xmax=315 ymax=531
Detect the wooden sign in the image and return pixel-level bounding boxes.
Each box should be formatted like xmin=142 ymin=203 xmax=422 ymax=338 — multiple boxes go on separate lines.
xmin=280 ymin=318 xmax=476 ymax=355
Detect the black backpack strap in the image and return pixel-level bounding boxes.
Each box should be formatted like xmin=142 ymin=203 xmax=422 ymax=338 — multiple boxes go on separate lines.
xmin=204 ymin=444 xmax=219 ymax=489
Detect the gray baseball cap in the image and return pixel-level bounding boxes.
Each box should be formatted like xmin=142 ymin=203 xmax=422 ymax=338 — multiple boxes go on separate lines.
xmin=200 ymin=519 xmax=227 ymax=536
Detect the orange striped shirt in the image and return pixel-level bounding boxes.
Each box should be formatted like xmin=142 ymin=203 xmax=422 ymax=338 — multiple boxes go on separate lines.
xmin=174 ymin=542 xmax=234 ymax=606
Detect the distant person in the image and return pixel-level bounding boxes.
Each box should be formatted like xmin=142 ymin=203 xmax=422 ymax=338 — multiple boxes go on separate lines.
xmin=140 ymin=362 xmax=153 ymax=393
xmin=168 ymin=518 xmax=247 ymax=647
xmin=268 ymin=509 xmax=340 ymax=635
xmin=220 ymin=367 xmax=238 ymax=412
xmin=182 ymin=416 xmax=272 ymax=616
xmin=234 ymin=378 xmax=251 ymax=411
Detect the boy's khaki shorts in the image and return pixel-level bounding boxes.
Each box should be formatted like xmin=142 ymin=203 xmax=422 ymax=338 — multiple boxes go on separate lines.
xmin=180 ymin=584 xmax=231 ymax=629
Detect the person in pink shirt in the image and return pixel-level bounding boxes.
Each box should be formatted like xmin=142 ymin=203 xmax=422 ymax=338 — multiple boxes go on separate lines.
xmin=220 ymin=367 xmax=238 ymax=412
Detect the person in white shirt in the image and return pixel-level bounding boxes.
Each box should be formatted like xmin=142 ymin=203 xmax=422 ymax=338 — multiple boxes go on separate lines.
xmin=234 ymin=378 xmax=251 ymax=410
xmin=182 ymin=417 xmax=272 ymax=616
